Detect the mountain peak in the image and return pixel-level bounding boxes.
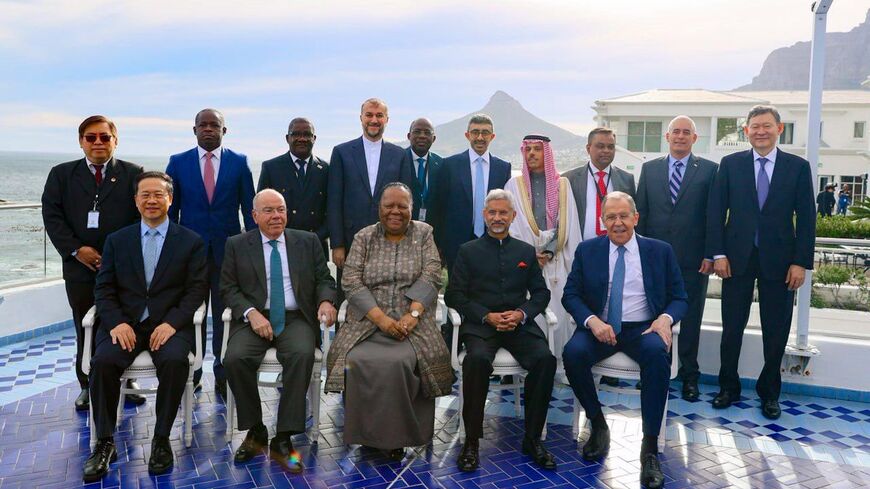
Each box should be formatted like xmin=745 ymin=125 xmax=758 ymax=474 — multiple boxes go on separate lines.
xmin=484 ymin=90 xmax=523 ymax=109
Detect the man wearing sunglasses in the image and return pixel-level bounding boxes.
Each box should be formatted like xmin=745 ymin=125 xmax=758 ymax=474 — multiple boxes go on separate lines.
xmin=258 ymin=118 xmax=330 ymax=259
xmin=42 ymin=115 xmax=146 ymax=411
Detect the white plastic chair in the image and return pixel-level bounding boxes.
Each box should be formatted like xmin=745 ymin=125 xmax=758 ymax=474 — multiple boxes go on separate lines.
xmin=569 ymin=319 xmax=681 ymax=451
xmin=448 ymin=303 xmax=558 ymax=439
xmin=221 ymin=306 xmax=334 ymax=443
xmin=82 ymin=302 xmax=206 ymax=449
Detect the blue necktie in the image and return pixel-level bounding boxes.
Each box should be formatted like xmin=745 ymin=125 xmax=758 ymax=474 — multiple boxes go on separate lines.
xmin=296 ymin=159 xmax=306 ymax=180
xmin=473 ymin=157 xmax=485 ymax=237
xmin=607 ymin=246 xmax=626 ymax=335
xmin=416 ymin=157 xmax=427 ymax=200
xmin=142 ymin=228 xmax=159 ymax=321
xmin=269 ymin=240 xmax=285 ymax=337
xmin=755 ymin=157 xmax=770 ymax=246
xmin=669 ymin=161 xmax=684 ymax=204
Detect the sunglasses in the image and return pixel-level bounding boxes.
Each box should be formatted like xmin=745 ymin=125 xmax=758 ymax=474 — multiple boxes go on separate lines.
xmin=83 ymin=134 xmax=113 ymax=143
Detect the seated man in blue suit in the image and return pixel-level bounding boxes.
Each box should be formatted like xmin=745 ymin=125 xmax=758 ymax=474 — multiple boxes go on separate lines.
xmin=166 ymin=108 xmax=256 ymax=398
xmin=406 ymin=117 xmax=442 ymax=223
xmin=562 ymin=191 xmax=687 ymax=489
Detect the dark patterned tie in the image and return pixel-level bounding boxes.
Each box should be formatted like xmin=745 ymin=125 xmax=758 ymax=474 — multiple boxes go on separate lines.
xmin=670 ymin=161 xmax=683 ymax=204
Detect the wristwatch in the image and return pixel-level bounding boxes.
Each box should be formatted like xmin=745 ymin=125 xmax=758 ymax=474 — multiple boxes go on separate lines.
xmin=410 ymin=310 xmax=421 ymax=319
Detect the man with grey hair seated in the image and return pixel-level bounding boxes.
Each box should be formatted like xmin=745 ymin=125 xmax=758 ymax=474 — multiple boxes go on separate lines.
xmin=446 ymin=189 xmax=557 ymax=472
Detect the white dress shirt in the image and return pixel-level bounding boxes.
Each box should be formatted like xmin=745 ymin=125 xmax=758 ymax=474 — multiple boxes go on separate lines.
xmin=583 ymin=163 xmax=612 ymax=241
xmin=584 ymin=233 xmax=653 ymax=327
xmin=243 ymin=231 xmax=299 ymax=320
xmin=197 ymin=146 xmax=222 ymax=181
xmin=468 ymin=148 xmax=490 ymax=195
xmin=362 ymin=137 xmax=382 ymax=195
xmin=86 ymin=158 xmax=106 ymax=180
xmin=289 ymin=151 xmax=312 ymax=171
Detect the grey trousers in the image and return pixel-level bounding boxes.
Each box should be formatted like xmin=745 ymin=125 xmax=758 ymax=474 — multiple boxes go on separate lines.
xmin=223 ymin=312 xmax=316 ymax=433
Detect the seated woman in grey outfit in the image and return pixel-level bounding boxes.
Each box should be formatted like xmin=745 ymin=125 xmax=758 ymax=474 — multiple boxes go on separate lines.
xmin=325 ymin=183 xmax=454 ymax=460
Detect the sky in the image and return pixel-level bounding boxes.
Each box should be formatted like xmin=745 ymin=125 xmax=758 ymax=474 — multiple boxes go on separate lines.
xmin=1 ymin=0 xmax=868 ymax=163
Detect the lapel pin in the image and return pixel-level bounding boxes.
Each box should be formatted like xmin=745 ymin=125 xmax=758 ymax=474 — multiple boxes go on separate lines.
xmin=110 ymin=177 xmax=117 ymax=182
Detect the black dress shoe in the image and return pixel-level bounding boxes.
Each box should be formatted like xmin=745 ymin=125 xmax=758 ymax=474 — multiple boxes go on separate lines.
xmin=193 ymin=382 xmax=203 ymax=393
xmin=75 ymin=388 xmax=90 ymax=411
xmin=387 ymin=448 xmax=406 ymax=461
xmin=522 ymin=437 xmax=557 ymax=470
xmin=125 ymin=380 xmax=147 ymax=406
xmin=457 ymin=440 xmax=479 ymax=472
xmin=83 ymin=438 xmax=117 ymax=482
xmin=640 ymin=452 xmax=665 ymax=488
xmin=635 ymin=380 xmax=643 ymax=390
xmin=582 ymin=425 xmax=610 ymax=460
xmin=682 ymin=380 xmax=700 ymax=401
xmin=712 ymin=390 xmax=738 ymax=409
xmin=761 ymin=399 xmax=781 ymax=420
xmin=270 ymin=435 xmax=303 ymax=473
xmin=234 ymin=425 xmax=268 ymax=463
xmin=148 ymin=436 xmax=174 ymax=475
xmin=600 ymin=376 xmax=619 ymax=387
xmin=215 ymin=379 xmax=227 ymax=401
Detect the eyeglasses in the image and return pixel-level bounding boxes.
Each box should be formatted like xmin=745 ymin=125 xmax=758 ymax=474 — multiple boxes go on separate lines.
xmin=83 ymin=134 xmax=113 ymax=143
xmin=289 ymin=131 xmax=315 ymax=139
xmin=257 ymin=206 xmax=286 ymax=215
xmin=138 ymin=191 xmax=167 ymax=200
xmin=468 ymin=130 xmax=492 ymax=137
xmin=411 ymin=129 xmax=433 ymax=136
xmin=603 ymin=213 xmax=635 ymax=223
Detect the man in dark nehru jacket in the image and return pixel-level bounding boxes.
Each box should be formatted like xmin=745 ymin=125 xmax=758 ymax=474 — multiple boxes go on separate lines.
xmin=42 ymin=115 xmax=146 ymax=411
xmin=446 ymin=189 xmax=557 ymax=472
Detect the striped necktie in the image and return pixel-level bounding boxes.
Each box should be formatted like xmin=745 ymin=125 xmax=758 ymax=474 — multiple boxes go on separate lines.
xmin=670 ymin=161 xmax=684 ymax=204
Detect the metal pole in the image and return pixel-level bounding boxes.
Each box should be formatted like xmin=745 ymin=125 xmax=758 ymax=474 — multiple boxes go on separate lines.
xmin=796 ymin=0 xmax=832 ymax=349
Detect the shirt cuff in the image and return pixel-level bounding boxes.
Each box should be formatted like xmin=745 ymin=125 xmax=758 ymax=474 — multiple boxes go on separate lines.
xmin=243 ymin=307 xmax=255 ymax=323
xmin=660 ymin=314 xmax=674 ymax=326
xmin=713 ymin=254 xmax=726 ymax=260
xmin=583 ymin=315 xmax=595 ymax=328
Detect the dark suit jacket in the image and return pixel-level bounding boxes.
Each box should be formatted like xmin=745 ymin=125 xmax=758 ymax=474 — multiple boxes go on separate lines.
xmin=42 ymin=158 xmax=143 ymax=283
xmin=428 ymin=151 xmax=512 ymax=269
xmin=166 ymin=147 xmax=256 ymax=265
xmin=406 ymin=148 xmax=443 ymax=221
xmin=94 ymin=221 xmax=209 ymax=344
xmin=636 ymin=154 xmax=718 ymax=270
xmin=445 ymin=234 xmax=550 ymax=340
xmin=220 ymin=228 xmax=337 ymax=346
xmin=258 ymin=153 xmax=329 ymax=242
xmin=705 ymin=149 xmax=816 ymax=279
xmin=563 ymin=163 xmax=636 ymax=238
xmin=326 ymin=137 xmax=414 ymax=250
xmin=562 ymin=235 xmax=688 ymax=327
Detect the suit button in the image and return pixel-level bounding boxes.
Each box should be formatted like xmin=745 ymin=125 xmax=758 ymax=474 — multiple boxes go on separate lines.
xmin=292 ymin=210 xmax=297 ymax=214
xmin=311 ymin=211 xmax=315 ymax=215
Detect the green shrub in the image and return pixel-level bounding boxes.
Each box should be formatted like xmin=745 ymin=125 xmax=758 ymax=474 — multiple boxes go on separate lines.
xmin=810 ymin=289 xmax=828 ymax=308
xmin=815 ymin=215 xmax=870 ymax=239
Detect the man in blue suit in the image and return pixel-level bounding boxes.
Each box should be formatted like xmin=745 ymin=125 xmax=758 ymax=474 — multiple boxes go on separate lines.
xmin=166 ymin=108 xmax=256 ymax=398
xmin=428 ymin=114 xmax=512 ymax=271
xmin=562 ymin=191 xmax=687 ymax=489
xmin=406 ymin=118 xmax=442 ymax=223
xmin=706 ymin=105 xmax=815 ymax=420
xmin=327 ymin=98 xmax=414 ymax=302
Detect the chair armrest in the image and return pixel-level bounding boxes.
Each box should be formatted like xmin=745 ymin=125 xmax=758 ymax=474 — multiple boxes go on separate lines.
xmin=191 ymin=302 xmax=207 ymax=371
xmin=435 ymin=295 xmax=445 ymax=324
xmin=81 ymin=306 xmax=97 ymax=376
xmin=337 ymin=300 xmax=348 ymax=324
xmin=321 ymin=320 xmax=334 ymax=357
xmin=671 ymin=322 xmax=680 ymax=336
xmin=543 ymin=308 xmax=558 ymax=357
xmin=449 ymin=307 xmax=462 ymax=371
xmin=220 ymin=307 xmax=232 ymax=363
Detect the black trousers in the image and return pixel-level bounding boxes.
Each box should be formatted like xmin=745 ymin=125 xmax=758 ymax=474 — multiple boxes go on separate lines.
xmin=718 ymin=248 xmax=794 ymax=401
xmin=677 ymin=268 xmax=710 ymax=383
xmin=461 ymin=329 xmax=556 ymax=440
xmin=194 ymin=252 xmax=224 ymax=386
xmin=65 ymin=280 xmax=96 ymax=389
xmin=223 ymin=312 xmax=315 ymax=433
xmin=90 ymin=324 xmax=191 ymax=438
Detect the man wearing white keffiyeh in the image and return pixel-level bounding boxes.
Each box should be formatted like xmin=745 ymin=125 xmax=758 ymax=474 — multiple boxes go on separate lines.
xmin=504 ymin=135 xmax=582 ymax=373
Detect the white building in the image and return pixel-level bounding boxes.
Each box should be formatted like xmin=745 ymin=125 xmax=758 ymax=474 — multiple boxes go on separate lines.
xmin=593 ymin=89 xmax=870 ymax=200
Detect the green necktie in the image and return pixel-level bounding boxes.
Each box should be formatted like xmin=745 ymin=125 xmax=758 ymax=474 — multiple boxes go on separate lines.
xmin=269 ymin=240 xmax=285 ymax=337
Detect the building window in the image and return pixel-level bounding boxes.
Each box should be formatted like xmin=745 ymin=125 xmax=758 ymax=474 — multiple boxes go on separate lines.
xmin=779 ymin=122 xmax=795 ymax=145
xmin=716 ymin=117 xmax=747 ymax=146
xmin=839 ymin=175 xmax=866 ymax=203
xmin=627 ymin=121 xmax=662 ymax=152
xmin=855 ymin=121 xmax=866 ymax=139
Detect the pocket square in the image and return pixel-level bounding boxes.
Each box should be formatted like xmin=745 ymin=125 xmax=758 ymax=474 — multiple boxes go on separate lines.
xmin=518 ymin=261 xmax=528 ymax=269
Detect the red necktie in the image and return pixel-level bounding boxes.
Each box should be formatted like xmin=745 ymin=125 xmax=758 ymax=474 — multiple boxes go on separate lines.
xmin=595 ymin=170 xmax=607 ymax=236
xmin=93 ymin=165 xmax=103 ymax=186
xmin=204 ymin=152 xmax=216 ymax=203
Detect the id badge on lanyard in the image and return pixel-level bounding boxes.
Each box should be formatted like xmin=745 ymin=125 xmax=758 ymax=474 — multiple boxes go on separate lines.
xmin=87 ymin=197 xmax=99 ymax=229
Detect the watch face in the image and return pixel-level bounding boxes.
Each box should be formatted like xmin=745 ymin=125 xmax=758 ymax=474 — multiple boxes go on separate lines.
xmin=411 ymin=310 xmax=420 ymax=318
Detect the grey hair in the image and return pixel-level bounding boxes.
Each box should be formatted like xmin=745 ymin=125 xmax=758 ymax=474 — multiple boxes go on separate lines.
xmin=484 ymin=189 xmax=514 ymax=210
xmin=361 ymin=98 xmax=388 ymax=114
xmin=601 ymin=191 xmax=637 ymax=214
xmin=746 ymin=105 xmax=781 ymax=124
xmin=253 ymin=188 xmax=286 ymax=209
xmin=467 ymin=113 xmax=494 ymax=131
xmin=667 ymin=115 xmax=697 ymax=133
xmin=380 ymin=182 xmax=413 ymax=209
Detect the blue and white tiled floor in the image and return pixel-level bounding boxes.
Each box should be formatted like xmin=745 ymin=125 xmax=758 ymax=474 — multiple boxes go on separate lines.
xmin=0 ymin=327 xmax=868 ymax=488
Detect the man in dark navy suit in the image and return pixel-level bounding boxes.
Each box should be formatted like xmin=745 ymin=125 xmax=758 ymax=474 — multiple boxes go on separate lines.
xmin=707 ymin=105 xmax=815 ymax=420
xmin=258 ymin=117 xmax=329 ymax=257
xmin=85 ymin=171 xmax=208 ymax=481
xmin=428 ymin=114 xmax=512 ymax=271
xmin=562 ymin=191 xmax=687 ymax=489
xmin=327 ymin=98 xmax=414 ymax=303
xmin=166 ymin=108 xmax=256 ymax=397
xmin=405 ymin=117 xmax=442 ymax=222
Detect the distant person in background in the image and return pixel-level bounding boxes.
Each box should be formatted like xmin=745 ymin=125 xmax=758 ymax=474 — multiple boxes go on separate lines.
xmin=258 ymin=117 xmax=329 ymax=258
xmin=42 ymin=115 xmax=146 ymax=411
xmin=707 ymin=105 xmax=815 ymax=420
xmin=327 ymin=98 xmax=414 ymax=306
xmin=837 ymin=186 xmax=852 ymax=216
xmin=166 ymin=108 xmax=256 ymax=400
xmin=406 ymin=118 xmax=442 ymax=223
xmin=816 ymin=184 xmax=835 ymax=217
xmin=504 ymin=134 xmax=581 ymax=369
xmin=635 ymin=115 xmax=718 ymax=401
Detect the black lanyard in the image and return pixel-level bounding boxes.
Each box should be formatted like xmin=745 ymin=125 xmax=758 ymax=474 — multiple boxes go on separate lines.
xmin=588 ymin=164 xmax=611 ymax=203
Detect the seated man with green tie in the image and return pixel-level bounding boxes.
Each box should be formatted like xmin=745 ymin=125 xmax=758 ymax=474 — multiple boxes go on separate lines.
xmin=220 ymin=189 xmax=337 ymax=472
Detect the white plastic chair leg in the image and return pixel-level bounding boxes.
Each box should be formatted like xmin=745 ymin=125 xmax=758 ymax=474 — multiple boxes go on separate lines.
xmin=116 ymin=383 xmax=125 ymax=426
xmin=309 ymin=371 xmax=321 ymax=443
xmin=225 ymin=385 xmax=236 ymax=437
xmin=457 ymin=378 xmax=465 ymax=437
xmin=513 ymin=382 xmax=522 ymax=418
xmin=184 ymin=381 xmax=193 ymax=447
